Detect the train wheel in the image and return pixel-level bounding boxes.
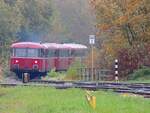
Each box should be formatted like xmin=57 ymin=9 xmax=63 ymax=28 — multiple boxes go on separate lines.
xmin=22 ymin=73 xmax=30 ymax=83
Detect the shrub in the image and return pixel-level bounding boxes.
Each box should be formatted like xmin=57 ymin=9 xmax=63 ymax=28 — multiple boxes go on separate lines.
xmin=65 ymin=60 xmax=85 ymax=80
xmin=117 ymin=43 xmax=150 ymax=79
xmin=128 ymin=67 xmax=150 ymax=80
xmin=47 ymin=68 xmax=58 ymax=77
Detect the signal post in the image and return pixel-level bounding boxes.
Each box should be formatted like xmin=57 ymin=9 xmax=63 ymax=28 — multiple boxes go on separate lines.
xmin=115 ymin=59 xmax=119 ymax=82
xmin=89 ymin=35 xmax=95 ymax=81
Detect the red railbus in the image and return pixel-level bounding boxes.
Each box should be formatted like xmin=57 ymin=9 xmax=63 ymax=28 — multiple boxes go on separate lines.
xmin=10 ymin=42 xmax=48 ymax=79
xmin=10 ymin=42 xmax=87 ymax=81
xmin=44 ymin=43 xmax=72 ymax=71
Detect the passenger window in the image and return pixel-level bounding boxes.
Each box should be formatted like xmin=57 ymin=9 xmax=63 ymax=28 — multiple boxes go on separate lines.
xmin=40 ymin=49 xmax=45 ymax=57
xmin=59 ymin=50 xmax=69 ymax=57
xmin=71 ymin=50 xmax=75 ymax=56
xmin=44 ymin=49 xmax=48 ymax=57
xmin=48 ymin=49 xmax=56 ymax=57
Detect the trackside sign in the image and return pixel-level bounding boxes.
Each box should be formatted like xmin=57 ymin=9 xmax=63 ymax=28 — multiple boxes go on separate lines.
xmin=89 ymin=35 xmax=95 ymax=45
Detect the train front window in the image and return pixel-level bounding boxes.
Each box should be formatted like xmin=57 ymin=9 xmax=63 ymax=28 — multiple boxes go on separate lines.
xmin=14 ymin=48 xmax=42 ymax=57
xmin=27 ymin=48 xmax=39 ymax=57
xmin=15 ymin=48 xmax=27 ymax=57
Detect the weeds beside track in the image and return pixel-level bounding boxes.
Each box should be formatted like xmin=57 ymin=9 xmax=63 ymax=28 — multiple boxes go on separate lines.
xmin=0 ymin=80 xmax=150 ymax=98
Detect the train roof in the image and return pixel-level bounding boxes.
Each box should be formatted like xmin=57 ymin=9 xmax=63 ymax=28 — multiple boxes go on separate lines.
xmin=63 ymin=43 xmax=87 ymax=49
xmin=43 ymin=43 xmax=57 ymax=48
xmin=43 ymin=43 xmax=70 ymax=49
xmin=11 ymin=42 xmax=46 ymax=49
xmin=11 ymin=42 xmax=88 ymax=50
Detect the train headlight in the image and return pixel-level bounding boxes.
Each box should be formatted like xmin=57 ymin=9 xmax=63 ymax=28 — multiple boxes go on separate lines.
xmin=15 ymin=60 xmax=19 ymax=63
xmin=34 ymin=60 xmax=38 ymax=64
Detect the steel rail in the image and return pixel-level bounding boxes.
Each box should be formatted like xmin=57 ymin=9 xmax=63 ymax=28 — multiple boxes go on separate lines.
xmin=0 ymin=80 xmax=150 ymax=98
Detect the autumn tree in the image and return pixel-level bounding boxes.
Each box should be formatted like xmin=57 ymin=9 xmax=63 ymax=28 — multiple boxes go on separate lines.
xmin=0 ymin=0 xmax=23 ymax=76
xmin=90 ymin=0 xmax=150 ymax=44
xmin=90 ymin=0 xmax=150 ymax=77
xmin=0 ymin=0 xmax=54 ymax=77
xmin=16 ymin=0 xmax=53 ymax=41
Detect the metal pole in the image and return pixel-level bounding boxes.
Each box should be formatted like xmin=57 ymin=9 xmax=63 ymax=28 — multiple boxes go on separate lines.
xmin=91 ymin=45 xmax=93 ymax=81
xmin=89 ymin=35 xmax=95 ymax=81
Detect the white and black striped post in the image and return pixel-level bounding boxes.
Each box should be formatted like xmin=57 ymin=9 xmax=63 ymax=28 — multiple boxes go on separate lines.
xmin=115 ymin=59 xmax=119 ymax=82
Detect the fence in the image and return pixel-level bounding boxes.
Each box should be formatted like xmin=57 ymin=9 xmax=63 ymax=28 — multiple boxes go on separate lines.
xmin=77 ymin=68 xmax=113 ymax=81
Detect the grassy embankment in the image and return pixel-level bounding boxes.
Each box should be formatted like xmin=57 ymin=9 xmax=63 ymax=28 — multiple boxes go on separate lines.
xmin=127 ymin=67 xmax=150 ymax=83
xmin=0 ymin=87 xmax=150 ymax=113
xmin=47 ymin=66 xmax=150 ymax=82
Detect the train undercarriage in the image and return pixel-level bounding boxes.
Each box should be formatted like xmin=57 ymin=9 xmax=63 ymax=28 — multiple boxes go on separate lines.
xmin=14 ymin=71 xmax=47 ymax=83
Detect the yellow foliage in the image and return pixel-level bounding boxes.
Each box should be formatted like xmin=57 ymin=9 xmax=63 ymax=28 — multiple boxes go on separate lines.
xmin=114 ymin=15 xmax=128 ymax=25
xmin=103 ymin=34 xmax=128 ymax=58
xmin=126 ymin=0 xmax=143 ymax=15
xmin=89 ymin=0 xmax=150 ymax=68
xmin=129 ymin=14 xmax=145 ymax=25
xmin=97 ymin=23 xmax=111 ymax=31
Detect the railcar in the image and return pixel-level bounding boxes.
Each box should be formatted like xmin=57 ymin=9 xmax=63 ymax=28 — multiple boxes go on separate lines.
xmin=10 ymin=42 xmax=48 ymax=79
xmin=63 ymin=43 xmax=87 ymax=58
xmin=10 ymin=42 xmax=87 ymax=81
xmin=44 ymin=43 xmax=72 ymax=71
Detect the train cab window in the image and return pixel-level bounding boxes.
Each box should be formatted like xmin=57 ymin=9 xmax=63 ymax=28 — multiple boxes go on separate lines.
xmin=14 ymin=48 xmax=45 ymax=58
xmin=27 ymin=48 xmax=39 ymax=57
xmin=15 ymin=48 xmax=27 ymax=57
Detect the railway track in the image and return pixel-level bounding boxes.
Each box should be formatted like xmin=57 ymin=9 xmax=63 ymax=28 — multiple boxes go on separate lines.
xmin=0 ymin=80 xmax=150 ymax=98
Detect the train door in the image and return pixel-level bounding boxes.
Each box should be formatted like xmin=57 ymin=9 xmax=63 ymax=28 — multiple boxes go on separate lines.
xmin=49 ymin=49 xmax=56 ymax=70
xmin=68 ymin=49 xmax=75 ymax=66
xmin=44 ymin=49 xmax=49 ymax=72
xmin=54 ymin=49 xmax=59 ymax=70
xmin=42 ymin=49 xmax=46 ymax=72
xmin=47 ymin=49 xmax=56 ymax=71
xmin=57 ymin=49 xmax=69 ymax=71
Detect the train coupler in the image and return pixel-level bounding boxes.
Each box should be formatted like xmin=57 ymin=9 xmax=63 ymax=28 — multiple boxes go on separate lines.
xmin=22 ymin=73 xmax=30 ymax=83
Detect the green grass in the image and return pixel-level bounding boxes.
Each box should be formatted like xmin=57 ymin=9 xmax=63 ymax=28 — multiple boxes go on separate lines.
xmin=128 ymin=67 xmax=150 ymax=81
xmin=126 ymin=80 xmax=150 ymax=83
xmin=0 ymin=87 xmax=150 ymax=113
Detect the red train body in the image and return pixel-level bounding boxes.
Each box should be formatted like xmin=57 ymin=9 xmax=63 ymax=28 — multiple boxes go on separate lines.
xmin=10 ymin=42 xmax=87 ymax=79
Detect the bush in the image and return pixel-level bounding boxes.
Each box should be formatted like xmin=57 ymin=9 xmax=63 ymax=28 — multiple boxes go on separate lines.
xmin=47 ymin=69 xmax=66 ymax=80
xmin=47 ymin=68 xmax=58 ymax=77
xmin=117 ymin=43 xmax=150 ymax=78
xmin=128 ymin=67 xmax=150 ymax=80
xmin=65 ymin=60 xmax=85 ymax=80
xmin=0 ymin=58 xmax=12 ymax=78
